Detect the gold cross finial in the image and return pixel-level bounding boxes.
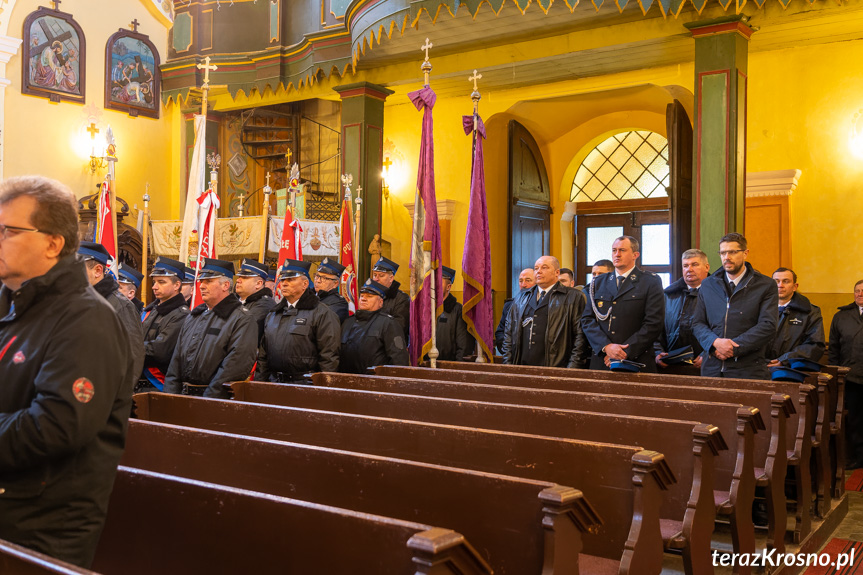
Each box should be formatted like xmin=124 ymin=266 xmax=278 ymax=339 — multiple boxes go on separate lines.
xmin=421 ymin=38 xmax=433 ymax=61
xmin=285 ymin=148 xmax=292 ymax=164
xmin=265 ymin=172 xmax=271 ymax=188
xmin=87 ymin=122 xmax=99 ymax=138
xmin=197 ymin=56 xmax=218 ymax=86
xmin=469 ymin=70 xmax=482 ymax=91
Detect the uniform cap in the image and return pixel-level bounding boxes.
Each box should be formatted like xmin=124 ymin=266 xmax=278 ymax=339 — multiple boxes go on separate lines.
xmin=182 ymin=266 xmax=196 ymax=284
xmin=441 ymin=266 xmax=456 ymax=284
xmin=317 ymin=257 xmax=346 ymax=278
xmin=236 ymin=258 xmax=269 ymax=280
xmin=278 ymin=259 xmax=312 ymax=281
xmin=609 ymin=359 xmax=646 ymax=373
xmin=118 ymin=264 xmax=144 ymax=289
xmin=372 ymin=256 xmax=399 ymax=275
xmin=359 ymin=278 xmax=387 ymax=299
xmin=771 ymin=367 xmax=808 ymax=383
xmin=78 ymin=242 xmax=112 ymax=266
xmin=151 ymin=257 xmax=185 ymax=280
xmin=789 ymin=358 xmax=821 ymax=373
xmin=197 ymin=258 xmax=235 ymax=279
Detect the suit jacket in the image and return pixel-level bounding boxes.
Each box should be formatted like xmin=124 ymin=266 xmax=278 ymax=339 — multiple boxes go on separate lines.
xmin=580 ymin=267 xmax=665 ymax=372
xmin=768 ymin=291 xmax=825 ymax=365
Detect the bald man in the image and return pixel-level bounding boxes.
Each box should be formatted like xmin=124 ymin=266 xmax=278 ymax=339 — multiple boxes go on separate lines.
xmin=495 ymin=268 xmax=535 ymax=353
xmin=502 ymin=256 xmax=586 ymax=367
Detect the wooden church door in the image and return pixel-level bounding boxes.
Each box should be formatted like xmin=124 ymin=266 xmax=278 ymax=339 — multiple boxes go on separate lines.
xmin=508 ymin=120 xmax=551 ymax=297
xmin=666 ymin=99 xmax=693 ymax=279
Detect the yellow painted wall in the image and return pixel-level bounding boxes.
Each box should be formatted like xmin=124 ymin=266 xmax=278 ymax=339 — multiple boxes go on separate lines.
xmin=5 ymin=0 xmax=174 ymax=219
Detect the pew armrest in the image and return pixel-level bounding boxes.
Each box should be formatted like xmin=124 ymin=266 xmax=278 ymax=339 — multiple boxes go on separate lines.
xmin=408 ymin=528 xmax=493 ymax=575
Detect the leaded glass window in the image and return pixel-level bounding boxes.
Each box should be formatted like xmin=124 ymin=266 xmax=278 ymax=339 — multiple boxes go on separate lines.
xmin=570 ymin=131 xmax=669 ymax=202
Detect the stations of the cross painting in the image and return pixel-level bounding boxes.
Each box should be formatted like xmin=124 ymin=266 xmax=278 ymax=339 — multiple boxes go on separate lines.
xmin=33 ymin=17 xmax=73 ymax=55
xmin=130 ymin=19 xmax=140 ymax=32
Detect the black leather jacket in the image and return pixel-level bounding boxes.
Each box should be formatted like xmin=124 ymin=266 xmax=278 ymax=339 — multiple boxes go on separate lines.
xmin=381 ymin=280 xmax=410 ymax=340
xmin=317 ymin=287 xmax=349 ymax=323
xmin=94 ymin=275 xmax=145 ymax=390
xmin=340 ymin=309 xmax=409 ymax=373
xmin=434 ymin=294 xmax=470 ymax=361
xmin=768 ymin=291 xmax=825 ymax=365
xmin=142 ymin=293 xmax=189 ymax=379
xmin=828 ymin=302 xmax=863 ymax=384
xmin=242 ymin=287 xmax=276 ymax=341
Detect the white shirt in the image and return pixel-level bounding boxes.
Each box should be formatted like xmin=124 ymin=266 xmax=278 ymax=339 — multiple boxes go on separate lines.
xmin=616 ymin=266 xmax=635 ymax=282
xmin=726 ymin=267 xmax=747 ymax=287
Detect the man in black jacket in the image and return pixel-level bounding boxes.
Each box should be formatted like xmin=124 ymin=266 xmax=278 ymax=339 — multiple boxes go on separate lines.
xmin=373 ymin=256 xmax=410 ymax=339
xmin=181 ymin=265 xmax=195 ymax=307
xmin=494 ymin=268 xmax=534 ymax=354
xmin=504 ymin=256 xmax=587 ymax=368
xmin=117 ymin=263 xmax=144 ymax=313
xmin=692 ymin=232 xmax=778 ymax=379
xmin=581 ymin=237 xmax=664 ymax=371
xmin=314 ymin=257 xmax=349 ymax=322
xmin=164 ymin=258 xmax=258 ymax=398
xmin=434 ymin=266 xmax=470 ymax=361
xmin=768 ymin=267 xmax=825 ymax=366
xmin=0 ymin=176 xmax=134 ymax=568
xmin=235 ymin=258 xmax=275 ymax=340
xmin=255 ymin=259 xmax=340 ymax=382
xmin=139 ymin=257 xmax=189 ymax=392
xmin=340 ymin=279 xmax=409 ymax=373
xmin=656 ymin=249 xmax=710 ymax=370
xmin=79 ymin=242 xmax=144 ymax=390
xmin=828 ymin=280 xmax=863 ymax=469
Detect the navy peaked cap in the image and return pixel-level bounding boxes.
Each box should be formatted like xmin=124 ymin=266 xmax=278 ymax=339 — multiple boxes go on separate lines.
xmin=279 ymin=259 xmax=312 ymax=280
xmin=78 ymin=242 xmax=112 ymax=266
xmin=359 ymin=278 xmax=387 ymax=299
xmin=373 ymin=256 xmax=399 ymax=274
xmin=441 ymin=266 xmax=456 ymax=283
xmin=317 ymin=257 xmax=346 ymax=277
xmin=198 ymin=258 xmax=235 ymax=279
xmin=236 ymin=259 xmax=269 ymax=280
xmin=117 ymin=264 xmax=144 ymax=288
xmin=151 ymin=257 xmax=185 ymax=280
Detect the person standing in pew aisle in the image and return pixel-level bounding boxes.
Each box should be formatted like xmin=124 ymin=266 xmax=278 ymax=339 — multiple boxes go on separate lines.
xmin=339 ymin=279 xmax=409 ymax=373
xmin=503 ymin=255 xmax=588 ymax=368
xmin=234 ymin=258 xmax=276 ymax=341
xmin=429 ymin=266 xmax=472 ymax=362
xmin=494 ymin=267 xmax=534 ymax=354
xmin=691 ymin=232 xmax=778 ymax=379
xmin=117 ymin=263 xmax=144 ymax=313
xmin=254 ymin=259 xmax=340 ymax=383
xmin=372 ymin=256 xmax=410 ymax=340
xmin=138 ymin=257 xmax=190 ymax=393
xmin=163 ymin=258 xmax=258 ymax=398
xmin=656 ymin=249 xmax=710 ymax=369
xmin=767 ymin=267 xmax=825 ymax=367
xmin=0 ymin=176 xmax=134 ymax=568
xmin=581 ymin=237 xmax=665 ymax=371
xmin=314 ymin=257 xmax=349 ymax=323
xmin=828 ymin=279 xmax=863 ymax=470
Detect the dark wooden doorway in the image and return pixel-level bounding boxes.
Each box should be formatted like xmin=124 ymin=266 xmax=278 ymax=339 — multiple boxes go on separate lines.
xmin=666 ymin=99 xmax=693 ymax=279
xmin=508 ymin=120 xmax=551 ymax=296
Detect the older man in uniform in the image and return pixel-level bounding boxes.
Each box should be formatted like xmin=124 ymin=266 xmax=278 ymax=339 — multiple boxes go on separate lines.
xmin=164 ymin=258 xmax=258 ymax=398
xmin=828 ymin=280 xmax=863 ymax=469
xmin=78 ymin=242 xmax=144 ymax=387
xmin=656 ymin=249 xmax=710 ymax=370
xmin=0 ymin=175 xmax=133 ymax=568
xmin=692 ymin=232 xmax=778 ymax=379
xmin=495 ymin=268 xmax=535 ymax=353
xmin=255 ymin=259 xmax=340 ymax=382
xmin=314 ymin=257 xmax=349 ymax=322
xmin=504 ymin=255 xmax=587 ymax=368
xmin=434 ymin=266 xmax=471 ymax=361
xmin=372 ymin=256 xmax=410 ymax=339
xmin=117 ymin=263 xmax=144 ymax=313
xmin=582 ymin=236 xmax=664 ymax=371
xmin=138 ymin=257 xmax=189 ymax=393
xmin=340 ymin=279 xmax=409 ymax=373
xmin=235 ymin=258 xmax=275 ymax=340
xmin=767 ymin=267 xmax=825 ymax=366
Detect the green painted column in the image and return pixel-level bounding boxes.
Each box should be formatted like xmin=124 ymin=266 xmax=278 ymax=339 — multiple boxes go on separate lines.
xmin=333 ymin=82 xmax=394 ymax=280
xmin=685 ymin=16 xmax=753 ymax=269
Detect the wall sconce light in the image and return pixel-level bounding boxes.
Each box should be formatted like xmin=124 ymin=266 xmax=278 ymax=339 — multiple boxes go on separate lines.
xmin=381 ymin=156 xmax=392 ymax=200
xmin=87 ymin=122 xmax=108 ymax=174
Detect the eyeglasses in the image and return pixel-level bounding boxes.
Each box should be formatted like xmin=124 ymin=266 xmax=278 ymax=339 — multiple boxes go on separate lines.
xmin=314 ymin=274 xmax=338 ymax=283
xmin=718 ymin=249 xmax=744 ymax=257
xmin=0 ymin=224 xmax=45 ymax=240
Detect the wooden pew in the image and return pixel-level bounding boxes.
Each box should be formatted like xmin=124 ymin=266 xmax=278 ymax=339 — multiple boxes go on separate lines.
xmin=311 ymin=371 xmax=771 ymax=559
xmin=0 ymin=540 xmax=98 ymax=575
xmin=93 ymin=466 xmax=492 ymax=575
xmin=215 ymin=384 xmax=726 ymax=575
xmin=393 ymin=362 xmax=817 ymax=544
xmin=122 ymin=419 xmax=600 ymax=575
xmin=133 ymin=393 xmax=672 ymax=575
xmin=822 ymin=365 xmax=849 ymax=498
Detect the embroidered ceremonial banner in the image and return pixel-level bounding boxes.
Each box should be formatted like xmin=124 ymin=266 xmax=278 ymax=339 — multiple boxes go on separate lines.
xmin=96 ymin=177 xmax=118 ymax=278
xmin=152 ymin=217 xmax=261 ymax=257
xmin=339 ymin=196 xmax=357 ymax=314
xmin=268 ymin=218 xmax=340 ymax=257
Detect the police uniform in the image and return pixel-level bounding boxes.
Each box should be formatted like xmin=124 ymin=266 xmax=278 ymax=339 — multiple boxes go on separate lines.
xmin=79 ymin=242 xmax=144 ymax=389
xmin=581 ymin=266 xmax=665 ymax=372
xmin=316 ymin=257 xmax=349 ymax=323
xmin=434 ymin=266 xmax=471 ymax=361
xmin=117 ymin=263 xmax=144 ymax=313
xmin=182 ymin=266 xmax=195 ymax=308
xmin=163 ymin=259 xmax=258 ymax=398
xmin=340 ymin=279 xmax=409 ymax=373
xmin=255 ymin=260 xmax=341 ymax=382
xmin=767 ymin=291 xmax=825 ymax=365
xmin=236 ymin=258 xmax=276 ymax=341
xmin=374 ymin=257 xmax=410 ymax=340
xmin=139 ymin=257 xmax=189 ymax=392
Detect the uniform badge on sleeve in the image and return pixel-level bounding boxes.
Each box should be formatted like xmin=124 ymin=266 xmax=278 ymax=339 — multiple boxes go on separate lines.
xmin=598 ymin=301 xmax=604 ymax=308
xmin=12 ymin=351 xmax=25 ymax=364
xmin=72 ymin=378 xmax=95 ymax=403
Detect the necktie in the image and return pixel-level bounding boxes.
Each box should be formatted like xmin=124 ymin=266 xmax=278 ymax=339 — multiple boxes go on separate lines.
xmin=537 ymin=290 xmax=546 ymax=303
xmin=616 ymin=276 xmax=624 ymax=292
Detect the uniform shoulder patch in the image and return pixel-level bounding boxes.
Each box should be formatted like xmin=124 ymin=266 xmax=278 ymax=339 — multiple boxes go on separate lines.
xmin=393 ymin=336 xmax=405 ymax=350
xmin=72 ymin=378 xmax=95 ymax=403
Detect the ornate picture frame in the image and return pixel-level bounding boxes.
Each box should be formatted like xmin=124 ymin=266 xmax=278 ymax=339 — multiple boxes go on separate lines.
xmin=21 ymin=6 xmax=86 ymax=104
xmin=104 ymin=27 xmax=161 ymax=119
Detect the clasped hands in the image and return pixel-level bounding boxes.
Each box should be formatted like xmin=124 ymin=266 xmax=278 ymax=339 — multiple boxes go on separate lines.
xmin=712 ymin=338 xmax=739 ymax=360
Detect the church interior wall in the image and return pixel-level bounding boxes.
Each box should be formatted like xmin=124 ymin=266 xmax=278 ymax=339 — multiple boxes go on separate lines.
xmin=5 ymin=0 xmax=173 ymax=219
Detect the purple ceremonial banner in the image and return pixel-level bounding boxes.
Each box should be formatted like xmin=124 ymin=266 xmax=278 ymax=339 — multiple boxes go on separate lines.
xmin=408 ymin=86 xmax=443 ymax=366
xmin=461 ymin=114 xmax=493 ymax=361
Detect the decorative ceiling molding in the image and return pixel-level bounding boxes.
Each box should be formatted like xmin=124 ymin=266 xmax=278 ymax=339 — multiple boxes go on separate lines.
xmin=745 ymin=169 xmax=801 ymax=197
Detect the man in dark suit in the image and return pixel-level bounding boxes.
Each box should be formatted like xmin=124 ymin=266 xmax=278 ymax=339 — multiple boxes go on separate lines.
xmin=581 ymin=235 xmax=665 ymax=371
xmin=828 ymin=280 xmax=863 ymax=469
xmin=656 ymin=248 xmax=710 ymax=370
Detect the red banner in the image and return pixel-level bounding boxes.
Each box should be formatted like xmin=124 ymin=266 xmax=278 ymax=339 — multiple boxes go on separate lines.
xmin=339 ymin=197 xmax=357 ymax=315
xmin=277 ymin=207 xmax=303 ymax=271
xmin=96 ymin=178 xmax=118 ymax=278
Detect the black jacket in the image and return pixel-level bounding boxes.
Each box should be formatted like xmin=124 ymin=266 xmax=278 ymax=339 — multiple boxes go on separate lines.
xmin=381 ymin=280 xmax=410 ymax=340
xmin=828 ymin=303 xmax=863 ymax=384
xmin=0 ymin=256 xmax=133 ymax=568
xmin=692 ymin=263 xmax=778 ymax=379
xmin=340 ymin=309 xmax=409 ymax=374
xmin=141 ymin=293 xmax=189 ymax=384
xmin=495 ymin=298 xmax=514 ymax=354
xmin=656 ymin=278 xmax=704 ymax=357
xmin=317 ymin=287 xmax=349 ymax=323
xmin=504 ymin=283 xmax=587 ymax=368
xmin=164 ymin=293 xmax=258 ymax=398
xmin=255 ymin=289 xmax=341 ymax=382
xmin=768 ymin=292 xmax=825 ymax=365
xmin=242 ymin=287 xmax=276 ymax=341
xmin=131 ymin=297 xmax=144 ymax=314
xmin=94 ymin=275 xmax=144 ymax=391
xmin=433 ymin=294 xmax=470 ymax=362
xmin=581 ymin=268 xmax=665 ymax=372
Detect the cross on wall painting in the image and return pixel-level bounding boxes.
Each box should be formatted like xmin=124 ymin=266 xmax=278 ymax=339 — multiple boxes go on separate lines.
xmin=21 ymin=6 xmax=86 ymax=104
xmin=104 ymin=28 xmax=161 ymax=119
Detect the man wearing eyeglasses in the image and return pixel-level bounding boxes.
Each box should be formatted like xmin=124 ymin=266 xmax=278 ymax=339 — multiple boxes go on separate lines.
xmin=314 ymin=257 xmax=349 ymax=322
xmin=0 ymin=176 xmax=134 ymax=568
xmin=691 ymin=232 xmax=778 ymax=379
